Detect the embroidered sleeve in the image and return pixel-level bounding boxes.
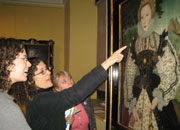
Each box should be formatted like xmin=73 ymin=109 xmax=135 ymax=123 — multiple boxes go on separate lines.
xmin=123 ymin=50 xmax=137 ymax=113
xmin=154 ymin=38 xmax=180 ymax=111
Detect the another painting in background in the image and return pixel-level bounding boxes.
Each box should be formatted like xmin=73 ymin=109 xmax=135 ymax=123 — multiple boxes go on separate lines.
xmin=118 ymin=0 xmax=180 ymax=129
xmin=26 ymin=44 xmax=49 ymax=66
xmin=21 ymin=39 xmax=54 ymax=71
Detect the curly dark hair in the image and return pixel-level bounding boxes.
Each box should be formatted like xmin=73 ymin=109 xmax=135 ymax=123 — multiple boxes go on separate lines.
xmin=8 ymin=57 xmax=45 ymax=103
xmin=0 ymin=38 xmax=25 ymax=91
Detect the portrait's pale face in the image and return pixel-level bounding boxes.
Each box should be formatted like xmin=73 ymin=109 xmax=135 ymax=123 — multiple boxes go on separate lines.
xmin=9 ymin=49 xmax=31 ymax=84
xmin=57 ymin=74 xmax=74 ymax=91
xmin=33 ymin=61 xmax=53 ymax=89
xmin=140 ymin=4 xmax=152 ymax=31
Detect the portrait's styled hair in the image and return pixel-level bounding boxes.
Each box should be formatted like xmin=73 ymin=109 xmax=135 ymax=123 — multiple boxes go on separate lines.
xmin=138 ymin=0 xmax=156 ymax=21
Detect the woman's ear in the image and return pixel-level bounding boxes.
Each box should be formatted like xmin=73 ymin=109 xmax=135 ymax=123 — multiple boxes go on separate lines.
xmin=7 ymin=64 xmax=15 ymax=72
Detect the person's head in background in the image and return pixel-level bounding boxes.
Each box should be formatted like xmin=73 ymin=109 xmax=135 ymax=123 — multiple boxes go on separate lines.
xmin=0 ymin=38 xmax=31 ymax=92
xmin=137 ymin=0 xmax=155 ymax=37
xmin=53 ymin=71 xmax=74 ymax=92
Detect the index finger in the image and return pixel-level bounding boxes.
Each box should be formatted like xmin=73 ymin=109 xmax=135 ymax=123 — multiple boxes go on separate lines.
xmin=117 ymin=46 xmax=127 ymax=53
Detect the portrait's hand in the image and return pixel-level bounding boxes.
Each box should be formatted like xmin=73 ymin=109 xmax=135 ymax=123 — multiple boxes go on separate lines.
xmin=66 ymin=115 xmax=74 ymax=125
xmin=151 ymin=97 xmax=158 ymax=110
xmin=146 ymin=97 xmax=158 ymax=112
xmin=129 ymin=107 xmax=139 ymax=126
xmin=124 ymin=99 xmax=129 ymax=108
xmin=132 ymin=107 xmax=139 ymax=121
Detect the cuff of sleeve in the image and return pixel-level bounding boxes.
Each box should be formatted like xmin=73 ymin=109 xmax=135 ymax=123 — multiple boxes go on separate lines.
xmin=94 ymin=65 xmax=108 ymax=78
xmin=153 ymin=88 xmax=165 ymax=111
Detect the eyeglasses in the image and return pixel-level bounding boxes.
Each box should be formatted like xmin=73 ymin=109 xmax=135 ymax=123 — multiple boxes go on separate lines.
xmin=34 ymin=67 xmax=52 ymax=76
xmin=17 ymin=57 xmax=28 ymax=62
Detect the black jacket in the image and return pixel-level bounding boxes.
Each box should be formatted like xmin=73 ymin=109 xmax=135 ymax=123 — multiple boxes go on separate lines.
xmin=26 ymin=65 xmax=107 ymax=130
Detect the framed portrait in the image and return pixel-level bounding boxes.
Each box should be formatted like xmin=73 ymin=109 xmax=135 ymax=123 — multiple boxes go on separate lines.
xmin=95 ymin=0 xmax=102 ymax=5
xmin=117 ymin=0 xmax=180 ymax=129
xmin=20 ymin=39 xmax=54 ymax=71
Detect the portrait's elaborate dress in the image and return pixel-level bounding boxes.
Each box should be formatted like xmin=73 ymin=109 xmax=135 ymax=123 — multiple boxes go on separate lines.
xmin=124 ymin=30 xmax=180 ymax=130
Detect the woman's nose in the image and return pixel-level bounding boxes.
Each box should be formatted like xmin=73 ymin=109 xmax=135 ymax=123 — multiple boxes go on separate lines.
xmin=68 ymin=80 xmax=73 ymax=85
xmin=142 ymin=19 xmax=145 ymax=24
xmin=69 ymin=82 xmax=72 ymax=85
xmin=27 ymin=61 xmax=31 ymax=67
xmin=47 ymin=69 xmax=51 ymax=75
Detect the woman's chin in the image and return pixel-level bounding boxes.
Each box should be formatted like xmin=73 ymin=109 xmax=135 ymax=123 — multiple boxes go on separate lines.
xmin=20 ymin=77 xmax=27 ymax=82
xmin=143 ymin=26 xmax=148 ymax=31
xmin=46 ymin=82 xmax=53 ymax=88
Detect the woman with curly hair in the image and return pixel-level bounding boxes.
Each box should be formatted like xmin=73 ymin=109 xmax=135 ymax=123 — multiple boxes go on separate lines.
xmin=0 ymin=38 xmax=32 ymax=130
xmin=9 ymin=46 xmax=126 ymax=130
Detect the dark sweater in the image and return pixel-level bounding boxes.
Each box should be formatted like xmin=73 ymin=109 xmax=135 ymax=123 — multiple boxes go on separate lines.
xmin=26 ymin=65 xmax=107 ymax=130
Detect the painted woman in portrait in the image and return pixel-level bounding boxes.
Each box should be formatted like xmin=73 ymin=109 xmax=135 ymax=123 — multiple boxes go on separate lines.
xmin=123 ymin=0 xmax=180 ymax=129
